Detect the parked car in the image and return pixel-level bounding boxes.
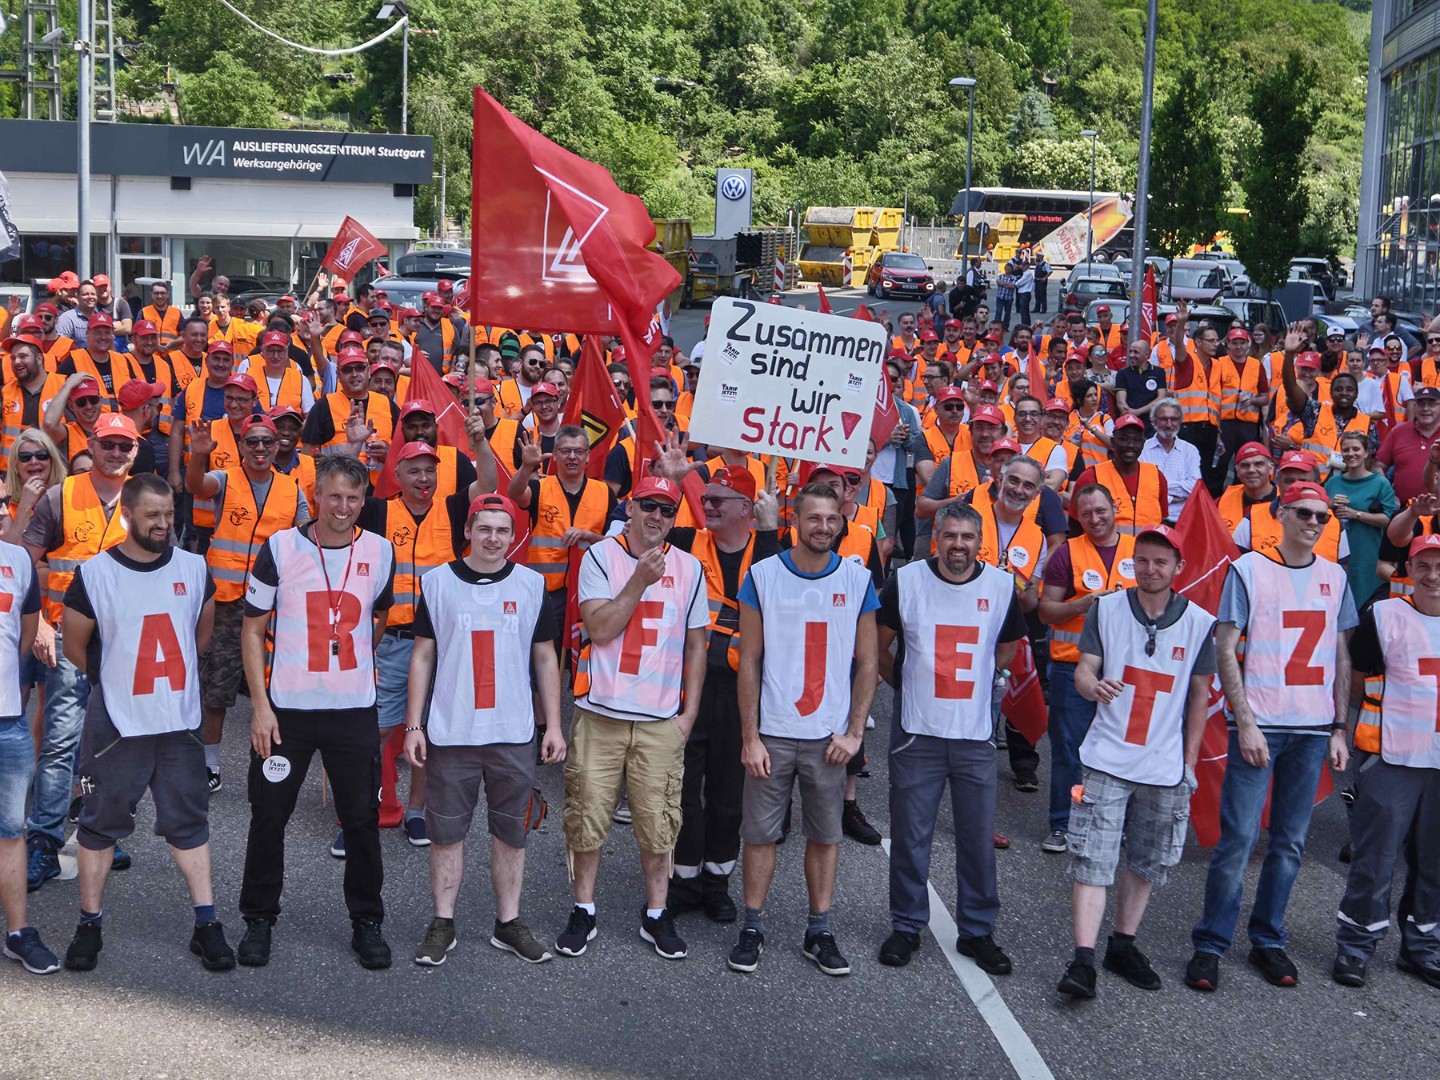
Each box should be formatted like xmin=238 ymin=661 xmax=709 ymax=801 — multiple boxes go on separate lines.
xmin=1221 ymin=297 xmax=1288 ymax=334
xmin=1064 ymin=276 xmax=1128 ymax=309
xmin=1063 ymin=262 xmax=1123 ymax=292
xmin=393 ymin=245 xmax=471 ymax=279
xmin=370 ymin=276 xmax=465 ymax=311
xmin=1163 ymin=259 xmax=1225 ymax=303
xmin=867 ymin=251 xmax=935 ymax=298
xmin=1290 ymin=257 xmax=1339 ymax=301
xmin=1284 ymin=277 xmax=1330 ymax=317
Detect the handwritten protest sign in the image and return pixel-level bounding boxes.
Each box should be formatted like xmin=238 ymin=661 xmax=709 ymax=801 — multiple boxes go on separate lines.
xmin=688 ymin=298 xmax=888 ymax=466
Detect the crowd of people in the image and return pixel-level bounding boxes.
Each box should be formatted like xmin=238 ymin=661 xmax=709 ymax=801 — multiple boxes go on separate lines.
xmin=0 ymin=266 xmax=1436 ymax=1009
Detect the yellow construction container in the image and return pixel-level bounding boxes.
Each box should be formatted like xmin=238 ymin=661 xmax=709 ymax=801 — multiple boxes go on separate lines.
xmin=800 ymin=207 xmax=902 ymax=285
xmin=650 ymin=217 xmax=693 ymax=256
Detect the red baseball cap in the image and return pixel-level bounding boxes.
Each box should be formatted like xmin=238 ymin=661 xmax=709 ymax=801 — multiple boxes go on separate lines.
xmin=1281 ymin=480 xmax=1330 ymax=506
xmin=269 ymin=405 xmax=304 ymax=424
xmin=1136 ymin=524 xmax=1184 ymax=557
xmin=337 ymin=330 xmax=365 ymax=348
xmin=277 ymin=294 xmax=297 ymax=305
xmin=1277 ymin=450 xmax=1318 ymax=473
xmin=241 ymin=414 xmax=278 ymax=435
xmin=1226 ymin=327 xmax=1251 ymax=342
xmin=467 ymin=492 xmax=523 ymax=535
xmin=1294 ymin=351 xmax=1322 ymax=372
xmin=1096 ymin=305 xmax=1112 ymax=316
xmin=1163 ymin=312 xmax=1180 ymax=325
xmin=919 ymin=330 xmax=939 ymax=343
xmin=131 ymin=319 xmax=159 ymax=338
xmin=49 ymin=271 xmax=79 ymax=291
xmin=421 ymin=291 xmax=442 ymax=307
xmin=632 ymin=475 xmax=681 ymax=505
xmin=437 ymin=279 xmax=454 ymax=292
xmin=1 ymin=333 xmax=44 ymax=353
xmin=369 ymin=359 xmax=399 ymax=377
xmin=225 ymin=373 xmax=259 ymax=395
xmin=70 ymin=378 xmax=101 ymax=400
xmin=394 ymin=441 xmax=440 ymax=464
xmin=976 ymin=379 xmax=999 ymax=393
xmin=398 ymin=399 xmax=437 ymax=420
xmin=990 ymin=437 xmax=1022 ymax=456
xmin=799 ymin=461 xmax=863 ymax=486
xmin=92 ymin=274 xmax=110 ymax=289
xmin=709 ymin=465 xmax=757 ymax=501
xmin=983 ymin=332 xmax=1003 ymax=344
xmin=206 ymin=340 xmax=234 ymax=356
xmin=944 ymin=318 xmax=962 ymax=329
xmin=1409 ymin=533 xmax=1440 ymax=559
xmin=336 ymin=347 xmax=369 ymax=370
xmin=970 ymin=405 xmax=1005 ymax=427
xmin=87 ymin=312 xmax=114 ymax=330
xmin=259 ymin=330 xmax=290 ymax=349
xmin=35 ymin=302 xmax=58 ymax=317
xmin=1234 ymin=442 xmax=1272 ymax=465
xmin=934 ymin=386 xmax=965 ymax=405
xmin=530 ymin=382 xmax=560 ymax=398
xmin=91 ymin=413 xmax=139 ymax=441
xmin=116 ymin=381 xmax=164 ymax=411
xmin=1043 ymin=399 xmax=1071 ymax=414
xmin=397 ymin=307 xmax=421 ymax=320
xmin=1112 ymin=414 xmax=1146 ymax=432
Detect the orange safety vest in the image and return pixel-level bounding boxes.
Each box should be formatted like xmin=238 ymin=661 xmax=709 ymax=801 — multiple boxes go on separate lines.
xmin=1217 ymin=354 xmax=1264 ymax=423
xmin=192 ymin=420 xmax=246 ymax=529
xmin=1273 ymin=403 xmax=1370 ymax=469
xmin=1217 ymin=484 xmax=1272 ymax=534
xmin=496 ymin=378 xmax=533 ymax=418
xmin=1095 ymin=324 xmax=1124 ymax=353
xmin=43 ymin=473 xmax=128 ymax=623
xmin=1050 ymin=533 xmax=1137 ymax=663
xmin=525 ymin=474 xmax=609 ymax=591
xmin=1074 ymin=411 xmax=1113 ymax=469
xmin=1094 ymin=459 xmax=1165 ymax=534
xmin=1152 ymin=337 xmax=1195 ymax=375
xmin=274 ymin=452 xmax=317 ymax=509
xmin=691 ymin=528 xmax=755 ymax=672
xmin=475 ymin=325 xmax=516 ymax=348
xmin=971 ymin=482 xmax=1045 ymax=583
xmin=67 ymin=349 xmax=137 ymax=412
xmin=1417 ymin=355 xmax=1440 ymax=388
xmin=415 ymin=318 xmax=457 ymax=373
xmin=206 ymin=467 xmax=301 ymax=602
xmin=784 ymin=517 xmax=876 ymax=566
xmin=243 ymin=360 xmax=308 ymax=413
xmin=1 ymin=374 xmax=66 ymax=470
xmin=925 ymin=423 xmax=971 ymax=465
xmin=322 ymin=392 xmax=394 ymax=450
xmin=946 ymin=451 xmax=983 ymax=499
xmin=488 ymin=418 xmax=521 ymax=471
xmin=1175 ymin=358 xmax=1220 ymax=427
xmin=130 ymin=350 xmax=193 ymax=437
xmin=42 ymin=336 xmax=73 ymax=370
xmin=141 ymin=304 xmax=182 ymax=344
xmin=1246 ymin=501 xmax=1342 ymax=563
xmin=386 ymin=496 xmax=459 ymax=626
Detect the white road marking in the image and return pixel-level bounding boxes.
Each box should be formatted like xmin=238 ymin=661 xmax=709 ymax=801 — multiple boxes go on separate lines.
xmin=882 ymin=838 xmax=1055 ymax=1080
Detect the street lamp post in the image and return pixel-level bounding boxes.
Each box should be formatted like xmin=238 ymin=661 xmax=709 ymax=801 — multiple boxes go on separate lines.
xmin=1081 ymin=129 xmax=1098 ymax=276
xmin=377 ymin=2 xmax=411 ymax=135
xmin=950 ymin=77 xmax=976 ymax=270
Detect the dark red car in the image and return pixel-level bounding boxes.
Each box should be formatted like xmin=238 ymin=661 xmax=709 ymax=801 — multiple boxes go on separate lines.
xmin=866 ymin=252 xmax=935 ymax=298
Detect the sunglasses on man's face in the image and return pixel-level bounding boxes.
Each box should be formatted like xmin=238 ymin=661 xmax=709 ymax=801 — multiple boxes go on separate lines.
xmin=636 ymin=498 xmax=678 ymax=518
xmin=97 ymin=439 xmax=136 ymax=454
xmin=1288 ymin=506 xmax=1331 ymax=525
xmin=244 ymin=436 xmax=278 ymax=449
xmin=651 ymin=399 xmax=675 ymax=410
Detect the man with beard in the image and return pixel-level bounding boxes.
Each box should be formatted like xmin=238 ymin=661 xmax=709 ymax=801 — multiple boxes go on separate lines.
xmin=1069 ymin=415 xmax=1168 ymax=535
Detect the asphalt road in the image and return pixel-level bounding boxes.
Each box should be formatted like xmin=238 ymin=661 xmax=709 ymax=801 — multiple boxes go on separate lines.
xmin=5 ymin=669 xmax=1439 ymax=1080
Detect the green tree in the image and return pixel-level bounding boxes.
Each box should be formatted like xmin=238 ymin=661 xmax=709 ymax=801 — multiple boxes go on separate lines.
xmin=1147 ymin=66 xmax=1226 ymax=260
xmin=178 ymin=52 xmax=280 ymax=128
xmin=1232 ymin=51 xmax=1321 ymax=292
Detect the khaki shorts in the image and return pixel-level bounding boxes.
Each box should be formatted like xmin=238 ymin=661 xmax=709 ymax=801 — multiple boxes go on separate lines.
xmin=563 ymin=707 xmax=685 ymax=854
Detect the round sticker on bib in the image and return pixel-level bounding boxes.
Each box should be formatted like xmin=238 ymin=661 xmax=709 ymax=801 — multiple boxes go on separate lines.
xmin=262 ymin=756 xmax=292 ymax=783
xmin=1008 ymin=546 xmax=1030 ymax=569
xmin=1081 ymin=568 xmax=1105 ymax=591
xmin=1118 ymin=558 xmax=1136 ymax=579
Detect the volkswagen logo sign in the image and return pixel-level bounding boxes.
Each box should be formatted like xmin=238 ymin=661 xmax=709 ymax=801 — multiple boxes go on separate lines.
xmin=719 ymin=174 xmax=749 ymax=202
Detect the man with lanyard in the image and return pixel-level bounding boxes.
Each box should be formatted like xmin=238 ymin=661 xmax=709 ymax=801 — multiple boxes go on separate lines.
xmin=876 ymin=502 xmax=1025 ymax=972
xmin=59 ymin=474 xmax=233 ymax=973
xmin=300 ymin=347 xmax=398 ymax=457
xmin=1069 ymin=415 xmax=1168 ymax=536
xmin=1334 ymin=532 xmax=1440 ymax=989
xmin=0 ymin=522 xmax=49 ymax=972
xmin=403 ymin=493 xmax=564 ymax=967
xmin=1140 ymin=400 xmax=1201 ymax=522
xmin=1217 ymin=442 xmax=1276 ymax=533
xmin=1011 ymin=395 xmax=1070 ymax=491
xmin=1038 ymin=484 xmax=1136 ymax=854
xmin=728 ymin=481 xmax=878 ymax=977
xmin=1056 ymin=525 xmax=1215 ymax=999
xmin=0 ymin=332 xmax=65 ymax=475
xmin=557 ymin=476 xmax=707 ymax=962
xmin=59 ymin=312 xmax=134 ymax=412
xmin=916 ymin=404 xmax=1005 ymax=554
xmin=1186 ymin=481 xmax=1356 ymax=992
xmin=237 ymin=455 xmax=398 ymax=970
xmin=22 ymin=414 xmax=139 ymax=891
xmin=187 ymin=413 xmax=309 ymax=795
xmin=1233 ymin=451 xmax=1349 ymax=564
xmin=243 ymin=330 xmax=314 ymax=414
xmin=644 ymin=455 xmax=781 ymax=923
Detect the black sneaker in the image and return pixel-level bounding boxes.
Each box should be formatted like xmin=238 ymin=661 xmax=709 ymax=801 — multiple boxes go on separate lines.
xmin=237 ymin=917 xmax=274 ymax=967
xmin=1248 ymin=946 xmax=1298 ymax=987
xmin=802 ymin=931 xmax=850 ymax=976
xmin=64 ymin=921 xmax=103 ymax=971
xmin=879 ymin=930 xmax=920 ymax=968
xmin=351 ymin=919 xmax=392 ymax=970
xmin=206 ymin=769 xmax=222 ymax=795
xmin=728 ymin=928 xmax=765 ymax=973
xmin=1057 ymin=959 xmax=1097 ymax=999
xmin=555 ymin=906 xmax=597 ymax=957
xmin=68 ymin=795 xmax=84 ymax=823
xmin=639 ymin=910 xmax=687 ymax=959
xmin=1397 ymin=951 xmax=1440 ymax=989
xmin=842 ymin=800 xmax=882 ymax=845
xmin=1332 ymin=953 xmax=1367 ymax=988
xmin=1103 ymin=938 xmax=1160 ymax=990
xmin=703 ymin=890 xmax=737 ymax=924
xmin=111 ymin=844 xmax=131 ymax=872
xmin=189 ymin=922 xmax=236 ymax=971
xmin=958 ymin=934 xmax=1013 ymax=975
xmin=1185 ymin=950 xmax=1220 ymax=991
xmin=1013 ymin=773 xmax=1040 ymax=793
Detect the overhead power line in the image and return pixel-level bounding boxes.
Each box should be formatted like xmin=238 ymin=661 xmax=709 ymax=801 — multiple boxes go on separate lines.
xmin=212 ymin=0 xmax=406 ymax=56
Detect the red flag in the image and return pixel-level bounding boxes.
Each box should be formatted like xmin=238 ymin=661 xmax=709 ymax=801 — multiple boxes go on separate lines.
xmin=1026 ymin=347 xmax=1050 ymax=405
xmin=1001 ymin=637 xmax=1048 ymax=745
xmin=371 ymin=353 xmax=469 ymax=500
xmin=853 ymin=304 xmax=876 ymax=322
xmin=1138 ymin=264 xmax=1157 ymax=344
xmin=817 ymin=285 xmax=833 ymax=314
xmin=469 ymin=88 xmax=680 ymax=336
xmin=562 ymin=337 xmax=627 ymax=479
xmin=871 ymin=360 xmax=899 ymax=447
xmin=321 ymin=216 xmax=387 ymax=279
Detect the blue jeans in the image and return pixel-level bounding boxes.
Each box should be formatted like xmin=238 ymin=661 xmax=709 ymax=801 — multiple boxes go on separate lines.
xmin=374 ymin=631 xmax=415 ymax=730
xmin=1191 ymin=730 xmax=1328 ymax=954
xmin=888 ymin=732 xmax=998 ymax=939
xmin=1047 ymin=662 xmax=1096 ymax=832
xmin=995 ymin=294 xmax=1014 ymax=328
xmin=26 ymin=636 xmax=91 ymax=850
xmin=0 ymin=716 xmax=33 ymax=839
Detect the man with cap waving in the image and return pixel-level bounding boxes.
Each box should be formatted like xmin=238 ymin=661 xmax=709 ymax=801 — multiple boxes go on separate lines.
xmin=1069 ymin=414 xmax=1168 ymax=535
xmin=558 ymin=475 xmax=708 ymax=962
xmin=187 ymin=412 xmax=310 ymax=794
xmin=1213 ymin=324 xmax=1269 ymax=486
xmin=58 ymin=312 xmax=135 ymax=412
xmin=404 ymin=492 xmax=564 ymax=967
xmin=301 ymin=346 xmax=398 ymax=458
xmin=1187 ymin=480 xmax=1357 ymax=992
xmin=242 ymin=330 xmax=314 ymax=413
xmin=1233 ymin=450 xmax=1349 ymax=564
xmin=1334 ymin=531 xmax=1440 ymax=990
xmin=42 ymin=376 xmax=104 ymax=466
xmin=21 ymin=412 xmax=139 ymax=891
xmin=1056 ymin=525 xmax=1216 ymax=999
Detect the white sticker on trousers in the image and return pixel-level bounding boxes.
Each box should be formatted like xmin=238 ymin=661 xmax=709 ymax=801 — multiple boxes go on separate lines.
xmin=262 ymin=756 xmax=292 ymax=783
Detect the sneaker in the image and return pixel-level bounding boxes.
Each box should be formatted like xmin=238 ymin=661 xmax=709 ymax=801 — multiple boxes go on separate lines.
xmin=1040 ymin=830 xmax=1068 ymax=854
xmin=351 ymin=919 xmax=392 ymax=970
xmin=1185 ymin=950 xmax=1220 ymax=992
xmin=1057 ymin=959 xmax=1097 ymax=999
xmin=111 ymin=844 xmax=131 ymax=872
xmin=64 ymin=921 xmax=103 ymax=971
xmin=878 ymin=930 xmax=920 ymax=968
xmin=189 ymin=922 xmax=237 ymax=971
xmin=492 ymin=918 xmax=552 ymax=963
xmin=728 ymin=928 xmax=765 ymax=973
xmin=238 ymin=917 xmax=274 ymax=967
xmin=1397 ymin=951 xmax=1440 ymax=989
xmin=555 ymin=906 xmax=597 ymax=957
xmin=613 ymin=792 xmax=632 ymax=825
xmin=640 ymin=909 xmax=687 ymax=959
xmin=1013 ymin=773 xmax=1040 ymax=793
xmin=865 ymin=714 xmax=876 ymax=730
xmin=703 ymin=890 xmax=738 ymax=924
xmin=993 ymin=831 xmax=1011 ymax=850
xmin=842 ymin=800 xmax=882 ymax=845
xmin=665 ymin=878 xmax=704 ymax=914
xmin=3 ymin=928 xmax=61 ymax=974
xmin=26 ymin=844 xmax=60 ymax=893
xmin=1103 ymin=938 xmax=1160 ymax=990
xmin=206 ymin=769 xmax=222 ymax=795
xmin=1338 ymin=842 xmax=1352 ymax=864
xmin=1332 ymin=953 xmax=1367 ymax=988
xmin=404 ymin=816 xmax=430 ymax=847
xmin=958 ymin=934 xmax=1013 ymax=976
xmin=1248 ymin=946 xmax=1298 ymax=987
xmin=415 ymin=918 xmax=457 ymax=966
xmin=802 ymin=931 xmax=851 ymax=976
xmin=330 ymin=828 xmax=346 ymax=859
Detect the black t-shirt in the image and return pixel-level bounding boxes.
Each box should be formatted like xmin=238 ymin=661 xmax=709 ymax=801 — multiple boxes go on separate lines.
xmin=1115 ymin=364 xmax=1167 ymax=413
xmin=411 ymin=560 xmax=560 ymax=644
xmin=128 ymin=356 xmax=182 ymax=398
xmin=357 ymin=492 xmax=471 ymax=560
xmin=1350 ymin=607 xmax=1383 ymax=675
xmin=668 ymin=527 xmax=782 ymax=669
xmin=300 ymin=394 xmax=400 ymax=447
xmin=59 ymin=354 xmax=117 ymax=392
